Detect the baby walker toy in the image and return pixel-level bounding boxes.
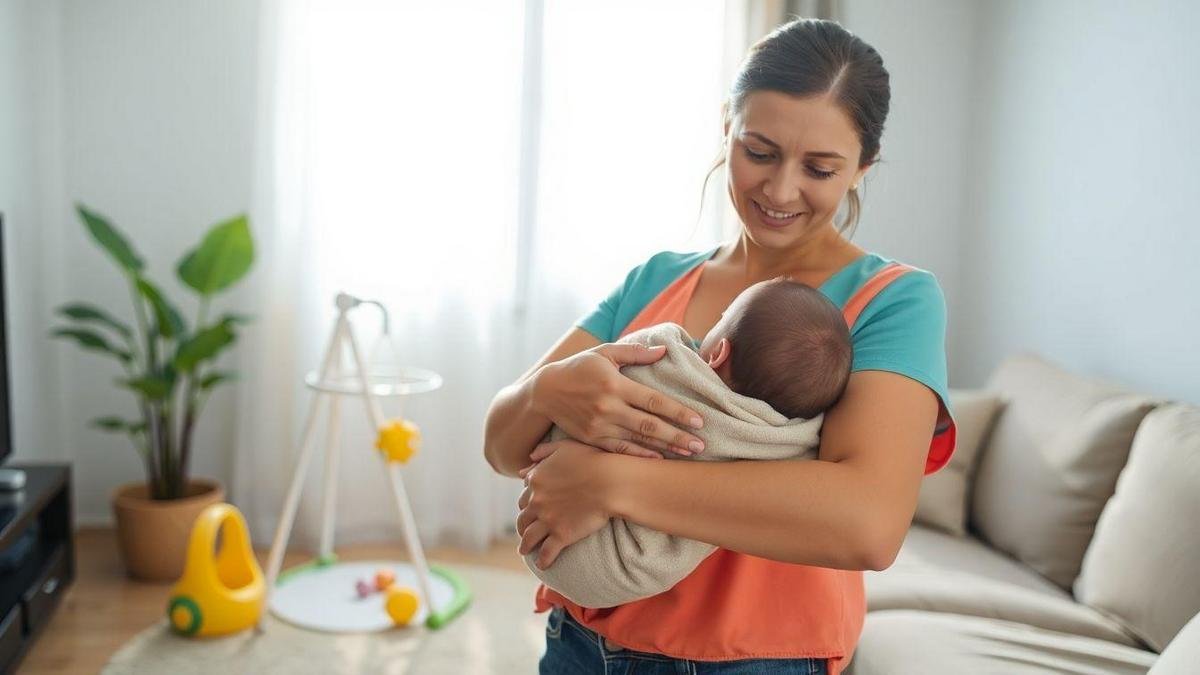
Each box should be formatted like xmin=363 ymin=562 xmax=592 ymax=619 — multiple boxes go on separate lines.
xmin=167 ymin=503 xmax=265 ymax=637
xmin=261 ymin=292 xmax=471 ymax=633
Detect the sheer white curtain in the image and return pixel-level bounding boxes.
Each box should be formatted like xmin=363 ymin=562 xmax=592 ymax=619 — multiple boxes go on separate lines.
xmin=234 ymin=0 xmax=752 ymax=553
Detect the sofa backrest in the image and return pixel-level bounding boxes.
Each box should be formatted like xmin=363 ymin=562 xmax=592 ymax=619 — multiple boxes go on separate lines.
xmin=1075 ymin=403 xmax=1200 ymax=652
xmin=970 ymin=354 xmax=1158 ymax=590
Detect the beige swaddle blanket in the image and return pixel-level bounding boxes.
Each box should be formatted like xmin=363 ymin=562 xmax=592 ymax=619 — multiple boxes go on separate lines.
xmin=522 ymin=322 xmax=824 ymax=608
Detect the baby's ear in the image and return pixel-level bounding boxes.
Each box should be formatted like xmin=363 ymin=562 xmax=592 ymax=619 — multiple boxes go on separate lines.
xmin=707 ymin=338 xmax=731 ymax=369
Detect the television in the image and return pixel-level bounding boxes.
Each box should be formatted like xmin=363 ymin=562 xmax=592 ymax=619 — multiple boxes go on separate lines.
xmin=0 ymin=214 xmax=10 ymax=465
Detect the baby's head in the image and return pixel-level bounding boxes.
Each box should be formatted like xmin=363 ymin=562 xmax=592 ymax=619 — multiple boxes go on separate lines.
xmin=698 ymin=278 xmax=852 ymax=419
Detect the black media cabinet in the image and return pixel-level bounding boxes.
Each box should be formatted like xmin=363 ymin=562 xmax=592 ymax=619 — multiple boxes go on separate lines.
xmin=0 ymin=464 xmax=75 ymax=674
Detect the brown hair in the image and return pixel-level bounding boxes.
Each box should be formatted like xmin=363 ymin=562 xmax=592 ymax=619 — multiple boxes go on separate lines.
xmin=724 ymin=278 xmax=852 ymax=419
xmin=699 ymin=18 xmax=891 ymax=238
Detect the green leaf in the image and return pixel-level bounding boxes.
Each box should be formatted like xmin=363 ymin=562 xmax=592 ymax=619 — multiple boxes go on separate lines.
xmin=58 ymin=303 xmax=134 ymax=340
xmin=173 ymin=322 xmax=235 ymax=372
xmin=91 ymin=416 xmax=133 ymax=432
xmin=176 ymin=214 xmax=253 ymax=296
xmin=51 ymin=327 xmax=133 ymax=363
xmin=216 ymin=312 xmax=254 ymax=326
xmin=135 ymin=277 xmax=186 ymax=340
xmin=199 ymin=370 xmax=238 ymax=390
xmin=76 ymin=204 xmax=145 ymax=274
xmin=118 ymin=376 xmax=172 ymax=401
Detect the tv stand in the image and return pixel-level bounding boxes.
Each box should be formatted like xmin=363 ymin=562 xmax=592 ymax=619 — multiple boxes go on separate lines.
xmin=0 ymin=464 xmax=74 ymax=674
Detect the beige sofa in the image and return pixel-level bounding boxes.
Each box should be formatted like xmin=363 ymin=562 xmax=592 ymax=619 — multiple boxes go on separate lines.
xmin=848 ymin=354 xmax=1200 ymax=674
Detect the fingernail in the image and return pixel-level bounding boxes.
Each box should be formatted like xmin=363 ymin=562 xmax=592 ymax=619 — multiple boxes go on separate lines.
xmin=690 ymin=417 xmax=703 ymax=429
xmin=688 ymin=440 xmax=704 ymax=453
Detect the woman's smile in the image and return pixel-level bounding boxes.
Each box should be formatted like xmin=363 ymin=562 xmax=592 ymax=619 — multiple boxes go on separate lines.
xmin=752 ymin=199 xmax=804 ymax=228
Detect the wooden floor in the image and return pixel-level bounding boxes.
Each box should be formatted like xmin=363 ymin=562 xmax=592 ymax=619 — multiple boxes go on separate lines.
xmin=18 ymin=528 xmax=525 ymax=674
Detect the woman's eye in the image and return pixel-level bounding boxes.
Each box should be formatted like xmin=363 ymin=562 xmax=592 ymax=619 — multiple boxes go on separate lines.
xmin=807 ymin=166 xmax=837 ymax=180
xmin=744 ymin=148 xmax=837 ymax=180
xmin=743 ymin=147 xmax=772 ymax=162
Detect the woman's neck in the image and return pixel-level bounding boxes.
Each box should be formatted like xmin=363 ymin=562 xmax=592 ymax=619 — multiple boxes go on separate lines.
xmin=720 ymin=225 xmax=863 ymax=284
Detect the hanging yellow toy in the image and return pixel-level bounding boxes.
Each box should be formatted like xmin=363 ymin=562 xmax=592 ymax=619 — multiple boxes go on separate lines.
xmin=167 ymin=503 xmax=266 ymax=637
xmin=375 ymin=419 xmax=421 ymax=464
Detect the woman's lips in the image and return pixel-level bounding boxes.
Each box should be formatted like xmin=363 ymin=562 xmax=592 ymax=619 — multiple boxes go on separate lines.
xmin=751 ymin=200 xmax=802 ymax=228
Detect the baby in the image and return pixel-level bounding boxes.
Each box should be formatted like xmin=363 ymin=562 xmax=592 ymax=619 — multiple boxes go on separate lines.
xmin=696 ymin=276 xmax=852 ymax=420
xmin=523 ymin=278 xmax=853 ymax=608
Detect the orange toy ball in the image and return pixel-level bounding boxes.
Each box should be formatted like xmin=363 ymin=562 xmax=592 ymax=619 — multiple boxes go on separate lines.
xmin=374 ymin=568 xmax=396 ymax=592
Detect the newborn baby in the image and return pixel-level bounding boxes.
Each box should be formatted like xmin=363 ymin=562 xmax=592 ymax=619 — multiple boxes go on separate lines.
xmin=522 ymin=277 xmax=853 ymax=608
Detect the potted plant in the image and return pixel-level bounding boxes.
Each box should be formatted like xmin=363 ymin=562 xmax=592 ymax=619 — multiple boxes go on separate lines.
xmin=51 ymin=204 xmax=254 ymax=581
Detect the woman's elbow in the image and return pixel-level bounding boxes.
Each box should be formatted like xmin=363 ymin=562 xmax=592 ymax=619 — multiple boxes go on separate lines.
xmin=854 ymin=517 xmax=909 ymax=572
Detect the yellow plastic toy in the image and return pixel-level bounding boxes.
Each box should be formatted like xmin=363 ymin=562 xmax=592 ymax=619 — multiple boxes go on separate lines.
xmin=167 ymin=503 xmax=266 ymax=637
xmin=385 ymin=586 xmax=420 ymax=626
xmin=375 ymin=419 xmax=421 ymax=464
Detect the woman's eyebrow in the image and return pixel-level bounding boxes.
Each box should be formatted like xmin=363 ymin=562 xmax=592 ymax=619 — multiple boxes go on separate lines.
xmin=741 ymin=131 xmax=846 ymax=160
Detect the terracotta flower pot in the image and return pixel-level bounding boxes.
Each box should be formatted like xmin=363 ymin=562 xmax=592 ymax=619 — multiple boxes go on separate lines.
xmin=111 ymin=478 xmax=225 ymax=582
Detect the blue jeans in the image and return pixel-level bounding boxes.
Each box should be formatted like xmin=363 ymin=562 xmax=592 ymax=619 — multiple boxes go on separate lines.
xmin=539 ymin=606 xmax=829 ymax=674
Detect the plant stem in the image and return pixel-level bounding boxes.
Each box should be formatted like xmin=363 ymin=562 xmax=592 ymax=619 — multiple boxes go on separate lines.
xmin=127 ymin=277 xmax=163 ymax=497
xmin=178 ymin=297 xmax=211 ymax=492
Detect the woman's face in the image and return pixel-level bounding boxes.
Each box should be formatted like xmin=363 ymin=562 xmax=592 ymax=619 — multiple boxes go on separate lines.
xmin=724 ymin=90 xmax=869 ymax=248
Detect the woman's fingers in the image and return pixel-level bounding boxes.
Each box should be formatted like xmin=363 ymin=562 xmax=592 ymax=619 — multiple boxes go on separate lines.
xmin=516 ymin=503 xmax=537 ymax=537
xmin=595 ymin=342 xmax=669 ymax=367
xmin=530 ymin=443 xmax=557 ymax=462
xmin=537 ymin=536 xmax=565 ymax=570
xmin=519 ymin=520 xmax=550 ymax=556
xmin=518 ymin=485 xmax=532 ymax=510
xmin=616 ymin=381 xmax=706 ymax=452
xmin=593 ymin=436 xmax=664 ymax=459
xmin=621 ymin=377 xmax=705 ymax=431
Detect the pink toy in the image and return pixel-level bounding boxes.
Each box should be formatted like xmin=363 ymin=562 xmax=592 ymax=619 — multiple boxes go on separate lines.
xmin=356 ymin=579 xmax=374 ymax=598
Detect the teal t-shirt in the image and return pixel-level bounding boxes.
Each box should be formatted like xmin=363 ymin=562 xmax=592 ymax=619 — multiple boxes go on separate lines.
xmin=576 ymin=246 xmax=952 ymax=417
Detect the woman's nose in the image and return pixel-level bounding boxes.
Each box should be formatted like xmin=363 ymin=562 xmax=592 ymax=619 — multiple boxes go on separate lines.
xmin=763 ymin=164 xmax=802 ymax=207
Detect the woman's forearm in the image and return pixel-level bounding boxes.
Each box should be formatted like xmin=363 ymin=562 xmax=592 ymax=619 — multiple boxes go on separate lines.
xmin=603 ymin=454 xmax=901 ymax=571
xmin=483 ymin=373 xmax=553 ymax=478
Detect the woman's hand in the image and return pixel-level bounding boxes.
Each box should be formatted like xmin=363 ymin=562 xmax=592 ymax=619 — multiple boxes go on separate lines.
xmin=516 ymin=440 xmax=619 ymax=569
xmin=530 ymin=342 xmax=706 ymax=459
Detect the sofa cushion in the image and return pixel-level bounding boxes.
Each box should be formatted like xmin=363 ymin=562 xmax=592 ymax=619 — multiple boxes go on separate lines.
xmin=886 ymin=524 xmax=1065 ymax=595
xmin=970 ymin=354 xmax=1158 ymax=589
xmin=849 ymin=611 xmax=1157 ymax=675
xmin=1148 ymin=611 xmax=1200 ymax=675
xmin=868 ymin=525 xmax=1139 ymax=647
xmin=1074 ymin=403 xmax=1200 ymax=652
xmin=914 ymin=389 xmax=1003 ymax=536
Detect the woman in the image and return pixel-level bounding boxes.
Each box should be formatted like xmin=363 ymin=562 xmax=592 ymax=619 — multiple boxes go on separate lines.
xmin=484 ymin=18 xmax=955 ymax=675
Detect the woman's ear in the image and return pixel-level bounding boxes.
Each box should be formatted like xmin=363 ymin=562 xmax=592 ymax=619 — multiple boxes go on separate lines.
xmin=851 ymin=163 xmax=872 ymax=190
xmin=707 ymin=338 xmax=731 ymax=370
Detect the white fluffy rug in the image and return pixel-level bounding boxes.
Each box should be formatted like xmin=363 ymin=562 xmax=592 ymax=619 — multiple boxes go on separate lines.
xmin=103 ymin=564 xmax=546 ymax=674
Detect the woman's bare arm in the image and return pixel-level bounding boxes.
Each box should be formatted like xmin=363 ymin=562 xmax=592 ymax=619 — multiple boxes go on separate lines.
xmin=483 ymin=328 xmax=600 ymax=478
xmin=601 ymin=370 xmax=937 ymax=570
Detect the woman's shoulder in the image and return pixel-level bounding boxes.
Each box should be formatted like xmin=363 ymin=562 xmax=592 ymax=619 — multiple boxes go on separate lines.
xmin=843 ymin=252 xmax=950 ymax=411
xmin=825 ymin=252 xmax=943 ymax=304
xmin=576 ymin=247 xmax=718 ymax=343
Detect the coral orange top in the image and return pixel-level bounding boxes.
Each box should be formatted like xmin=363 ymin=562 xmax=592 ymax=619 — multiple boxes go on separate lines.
xmin=535 ymin=249 xmax=956 ymax=674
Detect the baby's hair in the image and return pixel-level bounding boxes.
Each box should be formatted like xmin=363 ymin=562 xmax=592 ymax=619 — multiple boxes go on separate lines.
xmin=724 ymin=278 xmax=853 ymax=418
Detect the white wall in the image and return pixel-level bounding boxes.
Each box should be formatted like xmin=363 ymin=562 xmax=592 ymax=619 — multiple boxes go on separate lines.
xmin=956 ymin=0 xmax=1199 ymax=402
xmin=4 ymin=0 xmax=261 ymax=524
xmin=0 ymin=1 xmax=67 ymax=467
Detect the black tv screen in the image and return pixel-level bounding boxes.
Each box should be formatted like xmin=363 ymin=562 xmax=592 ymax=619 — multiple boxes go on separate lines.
xmin=0 ymin=215 xmax=10 ymax=464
